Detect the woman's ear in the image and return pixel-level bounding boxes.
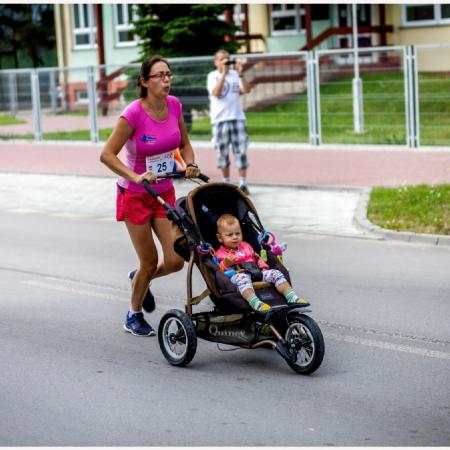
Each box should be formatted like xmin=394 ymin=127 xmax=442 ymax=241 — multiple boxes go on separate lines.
xmin=139 ymin=76 xmax=149 ymax=89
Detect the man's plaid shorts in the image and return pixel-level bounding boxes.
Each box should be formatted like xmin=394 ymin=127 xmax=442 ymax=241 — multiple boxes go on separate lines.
xmin=212 ymin=119 xmax=249 ymax=170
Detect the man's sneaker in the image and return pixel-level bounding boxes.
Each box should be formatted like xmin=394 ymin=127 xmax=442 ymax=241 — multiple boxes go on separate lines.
xmin=128 ymin=270 xmax=155 ymax=313
xmin=124 ymin=312 xmax=155 ymax=336
xmin=240 ymin=185 xmax=250 ymax=195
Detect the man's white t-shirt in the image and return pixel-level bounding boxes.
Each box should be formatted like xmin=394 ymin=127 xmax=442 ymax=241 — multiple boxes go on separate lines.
xmin=207 ymin=69 xmax=246 ymax=125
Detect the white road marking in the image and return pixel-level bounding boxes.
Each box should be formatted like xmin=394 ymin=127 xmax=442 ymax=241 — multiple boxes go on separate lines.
xmin=325 ymin=332 xmax=450 ymax=361
xmin=23 ymin=277 xmax=450 ymax=362
xmin=23 ymin=280 xmax=121 ymax=301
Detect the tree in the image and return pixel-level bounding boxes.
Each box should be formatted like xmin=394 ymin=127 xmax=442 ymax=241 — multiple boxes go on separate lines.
xmin=133 ymin=4 xmax=240 ymax=59
xmin=0 ymin=4 xmax=56 ymax=69
xmin=131 ymin=4 xmax=241 ymax=130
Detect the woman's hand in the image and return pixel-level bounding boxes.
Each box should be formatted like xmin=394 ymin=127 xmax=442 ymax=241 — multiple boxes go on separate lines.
xmin=134 ymin=170 xmax=157 ymax=184
xmin=185 ymin=163 xmax=201 ymax=179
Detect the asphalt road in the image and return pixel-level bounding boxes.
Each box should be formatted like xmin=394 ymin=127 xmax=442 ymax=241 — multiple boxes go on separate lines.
xmin=1 ymin=209 xmax=449 ymax=446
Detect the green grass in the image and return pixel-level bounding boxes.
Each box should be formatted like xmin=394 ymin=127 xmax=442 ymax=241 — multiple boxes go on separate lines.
xmin=0 ymin=128 xmax=114 ymax=141
xmin=367 ymin=184 xmax=450 ymax=235
xmin=0 ymin=115 xmax=26 ymax=126
xmin=54 ymin=110 xmax=89 ymax=117
xmin=192 ymin=71 xmax=450 ymax=145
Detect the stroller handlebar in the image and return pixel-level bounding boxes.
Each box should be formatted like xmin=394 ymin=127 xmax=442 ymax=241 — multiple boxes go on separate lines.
xmin=155 ymin=171 xmax=210 ymax=183
xmin=142 ymin=171 xmax=209 ymax=199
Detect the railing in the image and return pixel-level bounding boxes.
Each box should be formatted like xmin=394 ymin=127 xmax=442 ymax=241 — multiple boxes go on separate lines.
xmin=0 ymin=45 xmax=449 ymax=148
xmin=300 ymin=25 xmax=394 ymax=51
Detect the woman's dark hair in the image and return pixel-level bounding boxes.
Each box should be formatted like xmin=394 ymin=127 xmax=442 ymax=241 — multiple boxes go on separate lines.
xmin=137 ymin=56 xmax=171 ymax=98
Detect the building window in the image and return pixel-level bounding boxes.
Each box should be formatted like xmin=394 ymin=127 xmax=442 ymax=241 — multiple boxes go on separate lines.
xmin=403 ymin=4 xmax=450 ymax=26
xmin=233 ymin=4 xmax=246 ymax=35
xmin=72 ymin=4 xmax=96 ymax=49
xmin=75 ymin=89 xmax=89 ymax=104
xmin=311 ymin=5 xmax=330 ymax=21
xmin=270 ymin=4 xmax=305 ymax=36
xmin=114 ymin=4 xmax=138 ymax=46
xmin=441 ymin=4 xmax=450 ymax=19
xmin=217 ymin=5 xmax=245 ymax=34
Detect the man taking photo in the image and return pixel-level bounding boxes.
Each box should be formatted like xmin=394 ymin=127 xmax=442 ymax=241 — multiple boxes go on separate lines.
xmin=207 ymin=49 xmax=252 ymax=194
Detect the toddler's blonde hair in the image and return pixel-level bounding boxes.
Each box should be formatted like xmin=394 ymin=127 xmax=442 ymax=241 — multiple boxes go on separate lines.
xmin=216 ymin=213 xmax=239 ymax=232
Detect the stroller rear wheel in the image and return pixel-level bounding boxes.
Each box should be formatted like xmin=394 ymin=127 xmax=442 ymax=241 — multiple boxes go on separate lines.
xmin=284 ymin=313 xmax=324 ymax=375
xmin=158 ymin=309 xmax=197 ymax=367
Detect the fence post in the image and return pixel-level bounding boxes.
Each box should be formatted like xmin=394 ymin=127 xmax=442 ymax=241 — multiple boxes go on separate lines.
xmin=30 ymin=70 xmax=42 ymax=141
xmin=87 ymin=66 xmax=99 ymax=143
xmin=404 ymin=45 xmax=419 ymax=148
xmin=352 ymin=3 xmax=364 ymax=134
xmin=8 ymin=73 xmax=18 ymax=117
xmin=49 ymin=69 xmax=58 ymax=115
xmin=412 ymin=45 xmax=420 ymax=148
xmin=352 ymin=77 xmax=364 ymax=134
xmin=307 ymin=50 xmax=321 ymax=146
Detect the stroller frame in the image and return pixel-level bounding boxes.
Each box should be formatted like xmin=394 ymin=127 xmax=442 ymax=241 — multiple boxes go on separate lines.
xmin=143 ymin=174 xmax=325 ymax=375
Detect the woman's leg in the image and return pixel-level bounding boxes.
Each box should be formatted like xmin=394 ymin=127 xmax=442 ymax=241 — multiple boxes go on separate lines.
xmin=125 ymin=221 xmax=159 ymax=311
xmin=151 ymin=217 xmax=184 ymax=279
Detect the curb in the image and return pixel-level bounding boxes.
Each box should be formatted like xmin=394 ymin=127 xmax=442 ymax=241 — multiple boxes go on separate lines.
xmin=354 ymin=188 xmax=450 ymax=247
xmin=3 ymin=139 xmax=450 ymax=153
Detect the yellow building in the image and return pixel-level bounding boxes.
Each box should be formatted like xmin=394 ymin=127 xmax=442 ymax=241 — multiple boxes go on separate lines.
xmin=232 ymin=4 xmax=450 ymax=71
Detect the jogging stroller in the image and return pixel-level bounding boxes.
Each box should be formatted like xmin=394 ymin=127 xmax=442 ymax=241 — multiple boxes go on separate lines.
xmin=144 ymin=173 xmax=325 ymax=375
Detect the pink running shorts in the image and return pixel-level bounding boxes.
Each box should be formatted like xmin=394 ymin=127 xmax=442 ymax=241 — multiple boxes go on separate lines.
xmin=116 ymin=185 xmax=176 ymax=225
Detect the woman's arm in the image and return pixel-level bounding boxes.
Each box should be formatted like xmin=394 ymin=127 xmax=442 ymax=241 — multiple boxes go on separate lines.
xmin=100 ymin=117 xmax=156 ymax=184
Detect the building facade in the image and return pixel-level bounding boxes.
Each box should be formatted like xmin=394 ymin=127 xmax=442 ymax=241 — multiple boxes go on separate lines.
xmin=52 ymin=4 xmax=450 ymax=111
xmin=55 ymin=4 xmax=450 ymax=68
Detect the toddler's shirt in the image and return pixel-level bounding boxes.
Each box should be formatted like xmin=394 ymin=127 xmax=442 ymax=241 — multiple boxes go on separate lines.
xmin=216 ymin=241 xmax=269 ymax=272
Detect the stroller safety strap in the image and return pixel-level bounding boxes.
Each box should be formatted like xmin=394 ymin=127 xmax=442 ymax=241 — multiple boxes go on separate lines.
xmin=188 ymin=288 xmax=211 ymax=306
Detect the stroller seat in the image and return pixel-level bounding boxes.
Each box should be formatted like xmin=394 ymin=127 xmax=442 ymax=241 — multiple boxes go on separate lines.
xmin=174 ymin=183 xmax=292 ymax=315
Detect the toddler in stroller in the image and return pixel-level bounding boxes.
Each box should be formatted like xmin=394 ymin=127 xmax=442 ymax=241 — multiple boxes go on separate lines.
xmin=215 ymin=213 xmax=309 ymax=312
xmin=142 ymin=174 xmax=324 ymax=375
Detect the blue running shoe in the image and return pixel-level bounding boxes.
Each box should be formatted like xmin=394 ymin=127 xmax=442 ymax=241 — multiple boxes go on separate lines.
xmin=128 ymin=270 xmax=156 ymax=313
xmin=123 ymin=312 xmax=155 ymax=336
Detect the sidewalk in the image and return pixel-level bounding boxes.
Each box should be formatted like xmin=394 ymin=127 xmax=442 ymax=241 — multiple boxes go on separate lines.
xmin=1 ymin=140 xmax=450 ymax=187
xmin=1 ymin=140 xmax=449 ymax=244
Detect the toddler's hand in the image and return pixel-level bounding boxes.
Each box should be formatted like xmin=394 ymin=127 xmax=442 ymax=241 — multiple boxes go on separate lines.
xmin=224 ymin=255 xmax=236 ymax=267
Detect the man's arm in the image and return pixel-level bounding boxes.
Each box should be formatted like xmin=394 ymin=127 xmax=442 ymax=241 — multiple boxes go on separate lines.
xmin=235 ymin=61 xmax=251 ymax=95
xmin=211 ymin=71 xmax=227 ymax=98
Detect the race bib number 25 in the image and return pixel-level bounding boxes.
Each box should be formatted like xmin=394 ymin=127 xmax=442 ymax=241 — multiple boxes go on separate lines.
xmin=145 ymin=151 xmax=175 ymax=175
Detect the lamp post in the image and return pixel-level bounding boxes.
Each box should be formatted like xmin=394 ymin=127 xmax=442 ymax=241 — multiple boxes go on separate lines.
xmin=352 ymin=3 xmax=364 ymax=133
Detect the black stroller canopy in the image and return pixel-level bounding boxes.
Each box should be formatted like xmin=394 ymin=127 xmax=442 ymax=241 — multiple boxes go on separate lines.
xmin=185 ymin=183 xmax=264 ymax=250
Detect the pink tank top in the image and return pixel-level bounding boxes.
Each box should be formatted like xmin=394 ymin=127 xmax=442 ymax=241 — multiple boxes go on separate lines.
xmin=117 ymin=96 xmax=182 ymax=193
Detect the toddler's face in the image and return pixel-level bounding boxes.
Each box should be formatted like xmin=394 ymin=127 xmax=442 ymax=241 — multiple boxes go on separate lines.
xmin=217 ymin=221 xmax=242 ymax=249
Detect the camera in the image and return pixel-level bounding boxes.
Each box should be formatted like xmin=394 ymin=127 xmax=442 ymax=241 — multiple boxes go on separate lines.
xmin=224 ymin=59 xmax=235 ymax=66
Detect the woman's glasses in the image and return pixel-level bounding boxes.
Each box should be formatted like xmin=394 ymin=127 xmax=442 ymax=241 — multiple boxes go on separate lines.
xmin=147 ymin=71 xmax=173 ymax=81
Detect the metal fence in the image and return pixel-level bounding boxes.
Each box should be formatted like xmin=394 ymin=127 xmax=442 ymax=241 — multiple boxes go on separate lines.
xmin=0 ymin=44 xmax=449 ymax=148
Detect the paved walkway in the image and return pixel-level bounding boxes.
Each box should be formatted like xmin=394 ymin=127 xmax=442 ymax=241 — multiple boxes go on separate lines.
xmin=1 ymin=140 xmax=450 ymax=187
xmin=0 ymin=173 xmax=364 ymax=238
xmin=0 ymin=140 xmax=449 ymax=241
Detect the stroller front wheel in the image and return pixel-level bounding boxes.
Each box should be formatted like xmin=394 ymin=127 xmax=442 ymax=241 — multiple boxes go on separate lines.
xmin=158 ymin=309 xmax=197 ymax=367
xmin=284 ymin=313 xmax=325 ymax=375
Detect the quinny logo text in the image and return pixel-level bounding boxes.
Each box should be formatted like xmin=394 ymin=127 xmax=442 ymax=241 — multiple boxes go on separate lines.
xmin=209 ymin=324 xmax=246 ymax=338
